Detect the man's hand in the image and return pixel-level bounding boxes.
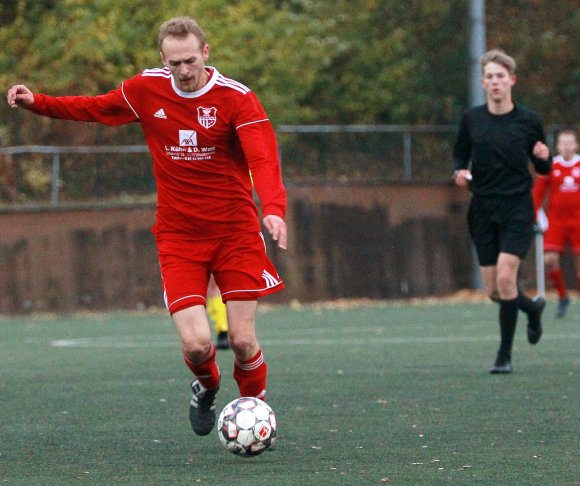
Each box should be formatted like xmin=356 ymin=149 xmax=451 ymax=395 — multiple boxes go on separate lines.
xmin=533 ymin=141 xmax=550 ymax=161
xmin=536 ymin=208 xmax=549 ymax=233
xmin=263 ymin=214 xmax=287 ymax=250
xmin=453 ymin=169 xmax=472 ymax=188
xmin=7 ymin=84 xmax=34 ymax=108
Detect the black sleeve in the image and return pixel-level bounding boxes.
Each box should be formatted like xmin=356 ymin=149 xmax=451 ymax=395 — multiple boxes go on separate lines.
xmin=452 ymin=114 xmax=471 ymax=172
xmin=529 ymin=115 xmax=552 ymax=175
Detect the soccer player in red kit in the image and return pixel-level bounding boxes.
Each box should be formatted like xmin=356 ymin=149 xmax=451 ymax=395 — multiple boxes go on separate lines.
xmin=533 ymin=130 xmax=580 ymax=318
xmin=7 ymin=16 xmax=287 ymax=437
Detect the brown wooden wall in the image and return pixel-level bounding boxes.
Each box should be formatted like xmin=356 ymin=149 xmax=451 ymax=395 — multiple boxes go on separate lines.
xmin=0 ymin=184 xmax=542 ymax=313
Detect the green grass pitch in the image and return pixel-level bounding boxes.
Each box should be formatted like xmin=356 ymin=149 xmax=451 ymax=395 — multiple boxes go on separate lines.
xmin=0 ymin=299 xmax=578 ymax=485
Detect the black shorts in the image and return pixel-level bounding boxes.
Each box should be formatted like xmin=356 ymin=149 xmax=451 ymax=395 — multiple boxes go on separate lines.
xmin=468 ymin=194 xmax=535 ymax=266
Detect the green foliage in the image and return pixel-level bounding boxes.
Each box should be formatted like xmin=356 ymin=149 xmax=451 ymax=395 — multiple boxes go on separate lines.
xmin=486 ymin=0 xmax=579 ymax=126
xmin=0 ymin=0 xmax=161 ymax=93
xmin=0 ymin=0 xmax=577 ymax=157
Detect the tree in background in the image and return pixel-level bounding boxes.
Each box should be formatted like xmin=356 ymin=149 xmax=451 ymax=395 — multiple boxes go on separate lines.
xmin=486 ymin=0 xmax=579 ymax=127
xmin=0 ymin=0 xmax=576 ymax=143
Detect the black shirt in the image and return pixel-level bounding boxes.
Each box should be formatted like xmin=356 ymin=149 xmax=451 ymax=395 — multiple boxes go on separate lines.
xmin=453 ymin=103 xmax=552 ymax=197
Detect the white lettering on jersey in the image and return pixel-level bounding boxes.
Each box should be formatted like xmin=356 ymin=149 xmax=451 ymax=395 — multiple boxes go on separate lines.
xmin=165 ymin=131 xmax=216 ymax=162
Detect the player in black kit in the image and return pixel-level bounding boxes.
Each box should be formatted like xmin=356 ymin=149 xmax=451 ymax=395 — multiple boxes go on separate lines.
xmin=453 ymin=49 xmax=552 ymax=374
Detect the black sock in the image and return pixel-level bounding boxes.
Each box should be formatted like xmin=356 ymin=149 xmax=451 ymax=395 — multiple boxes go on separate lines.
xmin=498 ymin=298 xmax=519 ymax=360
xmin=517 ymin=291 xmax=536 ymax=315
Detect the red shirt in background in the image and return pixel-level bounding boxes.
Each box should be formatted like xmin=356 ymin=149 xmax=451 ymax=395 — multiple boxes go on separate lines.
xmin=533 ymin=154 xmax=580 ymax=221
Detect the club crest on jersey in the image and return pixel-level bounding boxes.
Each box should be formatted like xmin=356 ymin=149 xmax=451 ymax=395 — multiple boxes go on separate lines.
xmin=179 ymin=130 xmax=198 ymax=147
xmin=197 ymin=106 xmax=217 ymax=129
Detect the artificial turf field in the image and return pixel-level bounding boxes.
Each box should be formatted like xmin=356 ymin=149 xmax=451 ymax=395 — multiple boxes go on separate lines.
xmin=0 ymin=298 xmax=578 ymax=485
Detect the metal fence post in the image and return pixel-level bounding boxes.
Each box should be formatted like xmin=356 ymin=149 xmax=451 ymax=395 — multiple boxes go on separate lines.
xmin=403 ymin=131 xmax=412 ymax=181
xmin=50 ymin=152 xmax=60 ymax=207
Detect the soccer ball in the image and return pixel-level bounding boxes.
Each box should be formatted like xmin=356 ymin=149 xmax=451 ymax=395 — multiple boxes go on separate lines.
xmin=217 ymin=397 xmax=277 ymax=457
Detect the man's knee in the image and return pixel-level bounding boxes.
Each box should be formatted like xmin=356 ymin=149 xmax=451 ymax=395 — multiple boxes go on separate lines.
xmin=228 ymin=333 xmax=257 ymax=354
xmin=182 ymin=340 xmax=213 ymax=363
xmin=172 ymin=305 xmax=213 ymax=361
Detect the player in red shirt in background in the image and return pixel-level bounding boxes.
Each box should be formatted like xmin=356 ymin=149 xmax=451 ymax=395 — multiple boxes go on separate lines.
xmin=7 ymin=16 xmax=287 ymax=437
xmin=533 ymin=130 xmax=580 ymax=318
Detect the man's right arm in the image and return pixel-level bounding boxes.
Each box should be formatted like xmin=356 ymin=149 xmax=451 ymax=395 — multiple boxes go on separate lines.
xmin=7 ymin=83 xmax=138 ymax=126
xmin=452 ymin=114 xmax=471 ymax=173
xmin=7 ymin=84 xmax=34 ymax=108
xmin=452 ymin=114 xmax=473 ymax=187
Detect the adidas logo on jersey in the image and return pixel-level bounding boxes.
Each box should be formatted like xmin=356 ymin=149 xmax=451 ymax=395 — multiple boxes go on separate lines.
xmin=154 ymin=108 xmax=167 ymax=119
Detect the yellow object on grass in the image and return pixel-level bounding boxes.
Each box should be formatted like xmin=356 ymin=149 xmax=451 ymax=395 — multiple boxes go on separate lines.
xmin=207 ymin=295 xmax=228 ymax=333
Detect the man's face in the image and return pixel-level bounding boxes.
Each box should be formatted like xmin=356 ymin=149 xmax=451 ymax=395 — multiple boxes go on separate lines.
xmin=160 ymin=33 xmax=209 ymax=92
xmin=557 ymin=134 xmax=578 ymax=160
xmin=482 ymin=62 xmax=516 ymax=104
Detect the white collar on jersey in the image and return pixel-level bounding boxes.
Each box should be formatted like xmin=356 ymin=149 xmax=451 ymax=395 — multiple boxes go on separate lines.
xmin=554 ymin=154 xmax=580 ymax=167
xmin=170 ymin=66 xmax=219 ymax=98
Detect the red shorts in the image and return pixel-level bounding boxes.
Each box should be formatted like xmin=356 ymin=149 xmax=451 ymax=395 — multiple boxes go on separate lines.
xmin=544 ymin=219 xmax=580 ymax=254
xmin=157 ymin=232 xmax=284 ymax=314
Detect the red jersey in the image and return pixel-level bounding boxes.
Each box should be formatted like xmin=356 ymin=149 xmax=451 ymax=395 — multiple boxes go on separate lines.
xmin=27 ymin=67 xmax=287 ymax=240
xmin=533 ymin=154 xmax=580 ymax=221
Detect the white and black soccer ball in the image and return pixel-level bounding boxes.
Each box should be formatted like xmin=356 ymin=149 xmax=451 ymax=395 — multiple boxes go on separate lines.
xmin=217 ymin=397 xmax=277 ymax=457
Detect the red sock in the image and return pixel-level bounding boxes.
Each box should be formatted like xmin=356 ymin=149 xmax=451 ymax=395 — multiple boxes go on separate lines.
xmin=183 ymin=345 xmax=220 ymax=390
xmin=548 ymin=268 xmax=568 ymax=299
xmin=233 ymin=349 xmax=268 ymax=400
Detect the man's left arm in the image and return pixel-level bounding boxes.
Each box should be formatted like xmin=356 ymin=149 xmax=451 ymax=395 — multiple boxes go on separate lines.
xmin=529 ymin=116 xmax=552 ymax=175
xmin=235 ymin=99 xmax=288 ymax=249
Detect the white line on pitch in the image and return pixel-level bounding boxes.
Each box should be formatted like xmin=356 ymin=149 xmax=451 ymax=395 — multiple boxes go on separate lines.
xmin=49 ymin=333 xmax=580 ymax=348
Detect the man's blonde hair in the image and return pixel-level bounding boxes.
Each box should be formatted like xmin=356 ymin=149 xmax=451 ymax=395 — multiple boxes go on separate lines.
xmin=158 ymin=16 xmax=205 ymax=50
xmin=480 ymin=49 xmax=517 ymax=75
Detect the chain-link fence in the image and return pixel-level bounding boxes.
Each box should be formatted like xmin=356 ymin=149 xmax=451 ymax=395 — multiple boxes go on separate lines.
xmin=278 ymin=125 xmax=457 ymax=183
xmin=0 ymin=125 xmax=572 ymax=206
xmin=0 ymin=145 xmax=154 ymax=206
